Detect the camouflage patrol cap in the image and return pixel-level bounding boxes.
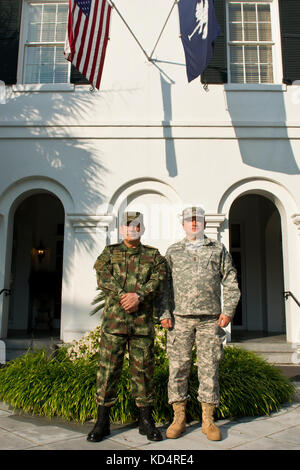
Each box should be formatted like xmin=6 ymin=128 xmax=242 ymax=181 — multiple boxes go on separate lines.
xmin=121 ymin=211 xmax=144 ymax=226
xmin=182 ymin=206 xmax=205 ymax=220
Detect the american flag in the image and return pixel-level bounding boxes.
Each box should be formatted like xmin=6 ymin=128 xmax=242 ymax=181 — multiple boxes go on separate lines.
xmin=64 ymin=0 xmax=112 ymax=90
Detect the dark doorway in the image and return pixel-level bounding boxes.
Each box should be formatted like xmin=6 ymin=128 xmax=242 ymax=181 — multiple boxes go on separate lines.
xmin=229 ymin=194 xmax=285 ymax=337
xmin=8 ymin=193 xmax=64 ymax=337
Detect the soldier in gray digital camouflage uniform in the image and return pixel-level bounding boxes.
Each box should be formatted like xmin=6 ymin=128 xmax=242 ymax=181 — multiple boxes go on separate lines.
xmin=160 ymin=206 xmax=240 ymax=441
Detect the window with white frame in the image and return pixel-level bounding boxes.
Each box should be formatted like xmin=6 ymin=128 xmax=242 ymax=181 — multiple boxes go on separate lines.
xmin=227 ymin=1 xmax=275 ymax=84
xmin=23 ymin=1 xmax=69 ymax=84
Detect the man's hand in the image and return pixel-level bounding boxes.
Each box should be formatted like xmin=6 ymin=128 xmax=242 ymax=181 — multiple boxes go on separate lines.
xmin=161 ymin=318 xmax=172 ymax=329
xmin=218 ymin=314 xmax=231 ymax=328
xmin=120 ymin=293 xmax=140 ymax=313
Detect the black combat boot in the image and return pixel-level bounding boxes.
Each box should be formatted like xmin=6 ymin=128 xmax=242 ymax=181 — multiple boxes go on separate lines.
xmin=87 ymin=405 xmax=110 ymax=442
xmin=138 ymin=406 xmax=163 ymax=441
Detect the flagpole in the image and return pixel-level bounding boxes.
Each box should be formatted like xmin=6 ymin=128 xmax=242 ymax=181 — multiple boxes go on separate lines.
xmin=107 ymin=0 xmax=150 ymax=61
xmin=149 ymin=0 xmax=178 ymax=60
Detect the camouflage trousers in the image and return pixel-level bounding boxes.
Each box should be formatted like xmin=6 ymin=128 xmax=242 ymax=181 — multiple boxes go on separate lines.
xmin=167 ymin=315 xmax=226 ymax=406
xmin=95 ymin=330 xmax=155 ymax=407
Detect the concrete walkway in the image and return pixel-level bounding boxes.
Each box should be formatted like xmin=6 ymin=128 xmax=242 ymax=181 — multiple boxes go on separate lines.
xmin=1 ymin=382 xmax=300 ymax=451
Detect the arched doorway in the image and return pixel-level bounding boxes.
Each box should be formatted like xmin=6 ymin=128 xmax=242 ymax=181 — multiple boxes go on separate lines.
xmin=108 ymin=178 xmax=183 ymax=254
xmin=7 ymin=192 xmax=64 ymax=337
xmin=229 ymin=194 xmax=286 ymax=338
xmin=118 ymin=191 xmax=181 ymax=255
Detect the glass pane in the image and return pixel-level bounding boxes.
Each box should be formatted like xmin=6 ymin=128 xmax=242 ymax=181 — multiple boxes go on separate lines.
xmin=230 ymin=46 xmax=243 ymax=63
xmin=259 ymin=46 xmax=273 ymax=64
xmin=230 ymin=23 xmax=243 ymax=41
xmin=260 ymin=64 xmax=273 ymax=83
xmin=57 ymin=4 xmax=68 ymax=22
xmin=26 ymin=47 xmax=41 ymax=65
xmin=231 ymin=64 xmax=244 ymax=83
xmin=43 ymin=4 xmax=57 ymax=23
xmin=41 ymin=47 xmax=54 ymax=64
xmin=245 ymin=46 xmax=258 ymax=64
xmin=54 ymin=64 xmax=69 ymax=83
xmin=258 ymin=22 xmax=272 ymax=41
xmin=40 ymin=64 xmax=54 ymax=83
xmin=229 ymin=3 xmax=242 ymax=22
xmin=28 ymin=4 xmax=42 ymax=41
xmin=42 ymin=23 xmax=56 ymax=42
xmin=24 ymin=66 xmax=40 ymax=84
xmin=244 ymin=22 xmax=257 ymax=41
xmin=245 ymin=64 xmax=259 ymax=83
xmin=243 ymin=4 xmax=256 ymax=22
xmin=55 ymin=46 xmax=66 ymax=63
xmin=28 ymin=23 xmax=41 ymax=42
xmin=257 ymin=4 xmax=271 ymax=22
xmin=56 ymin=22 xmax=67 ymax=42
xmin=30 ymin=4 xmax=42 ymax=22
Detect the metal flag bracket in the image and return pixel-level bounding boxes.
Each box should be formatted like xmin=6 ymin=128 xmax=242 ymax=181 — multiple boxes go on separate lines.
xmin=202 ymin=81 xmax=209 ymax=92
xmin=149 ymin=0 xmax=179 ymax=61
xmin=107 ymin=0 xmax=178 ymax=63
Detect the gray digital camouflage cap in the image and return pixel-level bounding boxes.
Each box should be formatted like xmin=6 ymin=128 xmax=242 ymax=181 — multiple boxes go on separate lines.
xmin=121 ymin=211 xmax=144 ymax=226
xmin=182 ymin=206 xmax=205 ymax=220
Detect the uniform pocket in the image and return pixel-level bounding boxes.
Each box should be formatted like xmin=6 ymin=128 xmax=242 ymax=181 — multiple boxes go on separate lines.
xmin=199 ymin=336 xmax=224 ymax=363
xmin=166 ymin=329 xmax=176 ymax=354
xmin=215 ymin=336 xmax=224 ymax=361
xmin=207 ymin=250 xmax=221 ymax=272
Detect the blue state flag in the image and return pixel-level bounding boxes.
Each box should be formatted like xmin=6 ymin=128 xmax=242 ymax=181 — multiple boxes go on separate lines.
xmin=178 ymin=0 xmax=221 ymax=82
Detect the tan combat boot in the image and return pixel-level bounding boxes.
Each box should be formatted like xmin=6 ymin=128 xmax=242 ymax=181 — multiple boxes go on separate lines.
xmin=166 ymin=401 xmax=187 ymax=439
xmin=201 ymin=402 xmax=222 ymax=441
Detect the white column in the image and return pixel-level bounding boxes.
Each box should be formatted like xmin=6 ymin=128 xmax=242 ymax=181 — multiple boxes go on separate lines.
xmin=0 ymin=212 xmax=13 ymax=339
xmin=287 ymin=214 xmax=300 ymax=345
xmin=205 ymin=214 xmax=226 ymax=241
xmin=61 ymin=214 xmax=114 ymax=343
xmin=205 ymin=214 xmax=233 ymax=343
xmin=0 ymin=212 xmax=6 ymax=338
xmin=291 ymin=214 xmax=300 ymax=235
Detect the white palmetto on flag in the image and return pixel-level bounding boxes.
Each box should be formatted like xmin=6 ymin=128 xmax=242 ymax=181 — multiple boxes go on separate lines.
xmin=64 ymin=0 xmax=111 ymax=90
xmin=178 ymin=0 xmax=220 ymax=83
xmin=188 ymin=0 xmax=209 ymax=41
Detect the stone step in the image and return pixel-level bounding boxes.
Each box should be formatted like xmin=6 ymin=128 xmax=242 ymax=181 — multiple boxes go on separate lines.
xmin=229 ymin=341 xmax=294 ymax=352
xmin=4 ymin=337 xmax=61 ymax=349
xmin=1 ymin=337 xmax=62 ymax=363
xmin=229 ymin=341 xmax=298 ymax=364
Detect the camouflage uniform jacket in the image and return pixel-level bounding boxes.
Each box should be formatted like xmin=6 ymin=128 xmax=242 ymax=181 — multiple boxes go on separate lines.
xmin=160 ymin=236 xmax=240 ymax=320
xmin=94 ymin=241 xmax=167 ymax=336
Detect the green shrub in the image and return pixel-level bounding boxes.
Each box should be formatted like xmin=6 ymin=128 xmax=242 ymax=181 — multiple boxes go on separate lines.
xmin=0 ymin=343 xmax=295 ymax=424
xmin=0 ymin=349 xmax=98 ymax=422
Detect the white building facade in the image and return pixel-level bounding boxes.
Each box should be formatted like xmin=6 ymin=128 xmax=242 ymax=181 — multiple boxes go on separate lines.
xmin=0 ymin=0 xmax=299 ymax=344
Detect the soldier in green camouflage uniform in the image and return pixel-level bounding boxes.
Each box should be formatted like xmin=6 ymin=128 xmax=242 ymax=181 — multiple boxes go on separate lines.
xmin=87 ymin=212 xmax=166 ymax=443
xmin=160 ymin=207 xmax=240 ymax=441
